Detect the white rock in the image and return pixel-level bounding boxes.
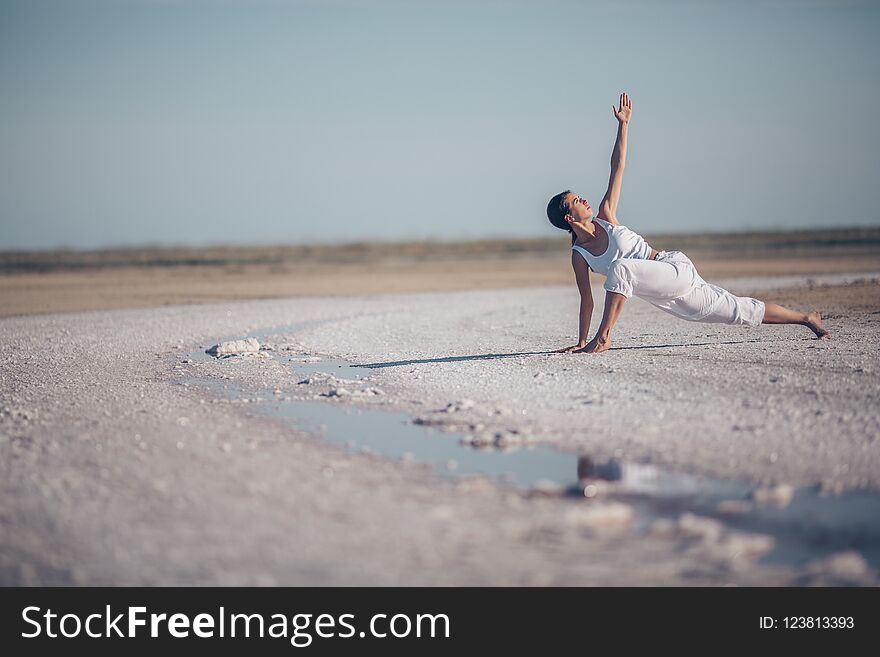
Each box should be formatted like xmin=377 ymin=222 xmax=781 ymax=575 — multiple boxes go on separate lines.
xmin=721 ymin=532 xmax=775 ymax=560
xmin=443 ymin=399 xmax=476 ymax=413
xmin=323 ymin=387 xmax=351 ymax=397
xmin=806 ymin=550 xmax=870 ymax=579
xmin=564 ymin=502 xmax=634 ymax=530
xmin=751 ymin=483 xmax=794 ymax=508
xmin=460 ymin=433 xmax=494 ymax=447
xmin=206 ymin=338 xmax=261 ymax=357
xmin=493 ymin=431 xmax=526 ymax=448
xmin=677 ymin=513 xmax=724 ymax=543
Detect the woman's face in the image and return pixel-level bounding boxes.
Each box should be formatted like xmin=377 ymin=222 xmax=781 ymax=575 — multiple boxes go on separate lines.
xmin=564 ymin=192 xmax=593 ymax=223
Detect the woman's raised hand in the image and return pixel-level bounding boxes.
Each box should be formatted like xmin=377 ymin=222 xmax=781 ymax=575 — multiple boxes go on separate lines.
xmin=613 ymin=91 xmax=632 ymax=124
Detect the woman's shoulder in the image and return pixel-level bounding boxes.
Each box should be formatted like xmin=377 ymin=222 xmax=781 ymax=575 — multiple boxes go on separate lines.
xmin=593 ymin=217 xmax=624 ymax=234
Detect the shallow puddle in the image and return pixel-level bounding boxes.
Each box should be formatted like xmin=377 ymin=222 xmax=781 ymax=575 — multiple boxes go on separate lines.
xmin=184 ymin=333 xmax=880 ymax=571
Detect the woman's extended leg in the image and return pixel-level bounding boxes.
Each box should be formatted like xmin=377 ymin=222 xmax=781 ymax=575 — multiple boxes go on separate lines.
xmin=588 ymin=254 xmax=833 ymax=343
xmin=761 ymin=302 xmax=831 ymax=339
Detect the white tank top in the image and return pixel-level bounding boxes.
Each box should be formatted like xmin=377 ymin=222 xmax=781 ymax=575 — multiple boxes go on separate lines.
xmin=571 ymin=218 xmax=653 ymax=275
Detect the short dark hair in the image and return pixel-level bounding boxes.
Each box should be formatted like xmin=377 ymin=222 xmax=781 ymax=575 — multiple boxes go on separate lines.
xmin=547 ymin=189 xmax=575 ymax=243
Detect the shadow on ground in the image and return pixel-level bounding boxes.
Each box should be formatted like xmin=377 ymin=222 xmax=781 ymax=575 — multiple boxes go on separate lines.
xmin=355 ymin=338 xmax=805 ymax=368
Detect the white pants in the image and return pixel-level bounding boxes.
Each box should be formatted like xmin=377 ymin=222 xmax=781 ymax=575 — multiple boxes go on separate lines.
xmin=603 ymin=251 xmax=765 ymax=327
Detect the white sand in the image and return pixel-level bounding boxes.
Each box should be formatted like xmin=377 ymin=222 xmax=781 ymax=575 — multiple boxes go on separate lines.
xmin=1 ymin=274 xmax=877 ymax=585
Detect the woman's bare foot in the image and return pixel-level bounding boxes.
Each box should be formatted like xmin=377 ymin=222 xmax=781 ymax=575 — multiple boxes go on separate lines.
xmin=577 ymin=335 xmax=612 ymax=353
xmin=806 ymin=311 xmax=831 ymax=339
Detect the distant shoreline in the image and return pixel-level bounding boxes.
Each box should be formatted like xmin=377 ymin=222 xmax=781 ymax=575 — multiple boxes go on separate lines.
xmin=2 ymin=226 xmax=880 ymax=274
xmin=1 ymin=226 xmax=878 ymax=318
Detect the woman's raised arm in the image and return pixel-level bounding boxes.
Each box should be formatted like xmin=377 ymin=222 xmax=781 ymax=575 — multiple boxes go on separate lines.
xmin=597 ymin=92 xmax=632 ymax=224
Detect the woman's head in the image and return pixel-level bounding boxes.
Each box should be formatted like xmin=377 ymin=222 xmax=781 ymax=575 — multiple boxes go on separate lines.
xmin=547 ymin=190 xmax=593 ymax=243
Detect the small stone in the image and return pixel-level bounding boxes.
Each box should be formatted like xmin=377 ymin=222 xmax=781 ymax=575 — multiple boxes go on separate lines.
xmin=717 ymin=499 xmax=754 ymax=514
xmin=493 ymin=431 xmax=525 ymax=448
xmin=723 ymin=532 xmax=775 ymax=561
xmin=751 ymin=483 xmax=794 ymax=508
xmin=442 ymin=399 xmax=476 ymax=413
xmin=564 ymin=502 xmax=634 ymax=531
xmin=460 ymin=433 xmax=494 ymax=448
xmin=323 ymin=387 xmax=350 ymax=397
xmin=677 ymin=513 xmax=724 ymax=543
xmin=807 ymin=550 xmax=870 ymax=580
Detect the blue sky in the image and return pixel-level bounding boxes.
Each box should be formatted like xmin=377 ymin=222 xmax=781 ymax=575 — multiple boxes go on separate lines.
xmin=1 ymin=0 xmax=878 ymax=249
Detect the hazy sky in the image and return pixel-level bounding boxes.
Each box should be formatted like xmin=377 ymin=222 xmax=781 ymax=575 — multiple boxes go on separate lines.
xmin=1 ymin=0 xmax=879 ymax=250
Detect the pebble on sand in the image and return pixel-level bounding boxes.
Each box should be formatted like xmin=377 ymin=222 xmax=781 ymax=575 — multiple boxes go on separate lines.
xmin=564 ymin=502 xmax=634 ymax=531
xmin=751 ymin=483 xmax=795 ymax=508
xmin=805 ymin=550 xmax=871 ymax=581
xmin=442 ymin=399 xmax=476 ymax=413
xmin=674 ymin=512 xmax=725 ymax=543
xmin=206 ymin=338 xmax=261 ymax=357
xmin=322 ymin=387 xmax=351 ymax=397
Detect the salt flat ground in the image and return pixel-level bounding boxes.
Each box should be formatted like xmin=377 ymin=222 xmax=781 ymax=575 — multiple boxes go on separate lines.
xmin=1 ymin=274 xmax=878 ymax=585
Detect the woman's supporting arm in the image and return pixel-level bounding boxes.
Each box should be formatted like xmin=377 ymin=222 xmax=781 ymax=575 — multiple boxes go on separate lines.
xmin=554 ymin=252 xmax=594 ymax=352
xmin=597 ymin=92 xmax=632 ymax=224
xmin=577 ymin=295 xmax=594 ymax=346
xmin=578 ymin=291 xmax=626 ymax=354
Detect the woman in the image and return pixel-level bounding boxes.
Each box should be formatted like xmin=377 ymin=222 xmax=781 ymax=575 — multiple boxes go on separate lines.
xmin=547 ymin=92 xmax=830 ymax=354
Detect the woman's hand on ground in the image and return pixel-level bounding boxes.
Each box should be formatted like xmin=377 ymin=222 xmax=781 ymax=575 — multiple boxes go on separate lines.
xmin=554 ymin=343 xmax=586 ymax=353
xmin=613 ymin=91 xmax=632 ymax=124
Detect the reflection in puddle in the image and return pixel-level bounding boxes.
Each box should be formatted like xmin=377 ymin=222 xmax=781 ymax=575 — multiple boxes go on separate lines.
xmin=186 ymin=338 xmax=880 ymax=571
xmin=575 ymin=455 xmax=749 ymax=498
